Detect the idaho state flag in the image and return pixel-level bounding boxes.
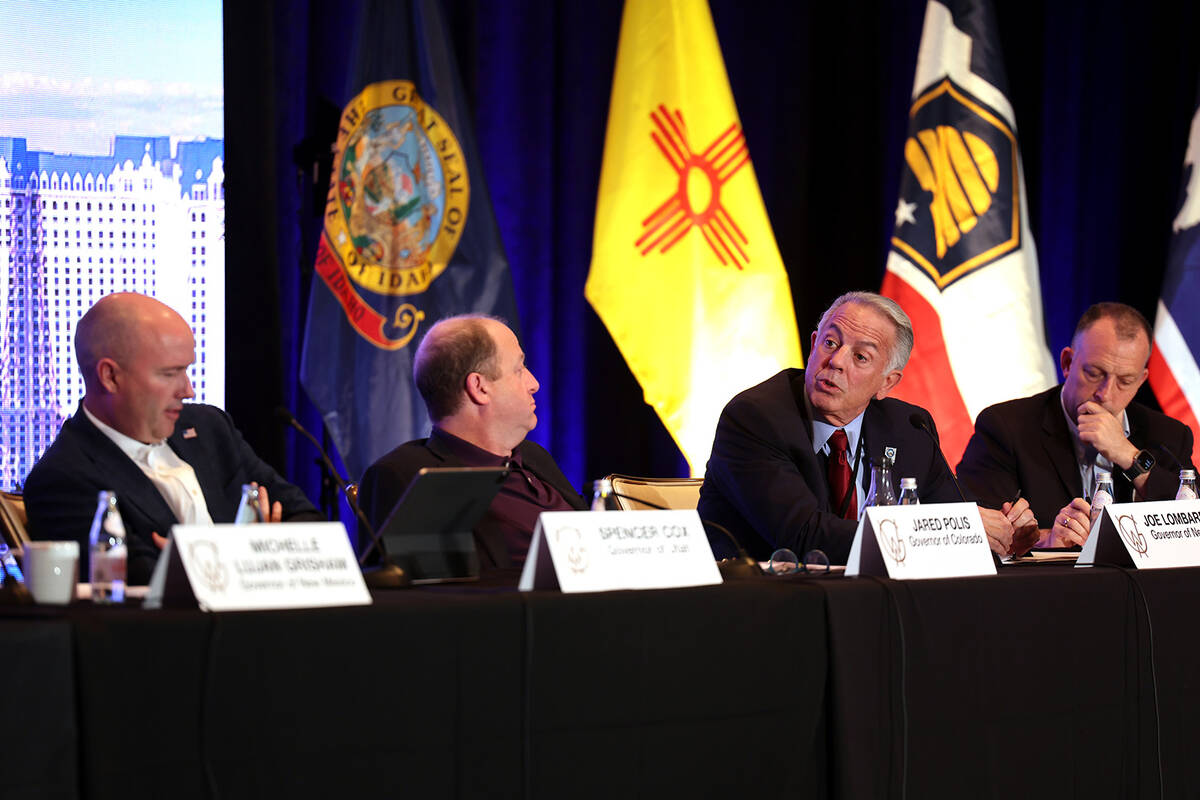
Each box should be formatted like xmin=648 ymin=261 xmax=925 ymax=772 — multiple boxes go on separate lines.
xmin=300 ymin=0 xmax=517 ymax=478
xmin=1149 ymin=86 xmax=1200 ymax=466
xmin=881 ymin=0 xmax=1055 ymax=469
xmin=586 ymin=0 xmax=802 ymax=476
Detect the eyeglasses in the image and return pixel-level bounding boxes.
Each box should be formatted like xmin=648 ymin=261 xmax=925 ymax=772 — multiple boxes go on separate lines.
xmin=765 ymin=548 xmax=831 ymax=575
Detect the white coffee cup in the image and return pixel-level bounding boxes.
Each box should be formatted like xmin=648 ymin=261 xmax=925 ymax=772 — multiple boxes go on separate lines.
xmin=22 ymin=541 xmax=80 ymax=605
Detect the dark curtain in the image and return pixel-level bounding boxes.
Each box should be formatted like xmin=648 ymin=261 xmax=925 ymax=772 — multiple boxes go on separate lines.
xmin=224 ymin=0 xmax=1200 ymax=518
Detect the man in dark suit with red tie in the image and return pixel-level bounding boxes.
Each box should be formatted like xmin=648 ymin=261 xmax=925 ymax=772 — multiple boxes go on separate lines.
xmin=698 ymin=291 xmax=1039 ymax=563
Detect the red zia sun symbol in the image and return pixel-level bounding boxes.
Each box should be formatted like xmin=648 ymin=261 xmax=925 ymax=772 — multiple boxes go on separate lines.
xmin=636 ymin=104 xmax=752 ymax=269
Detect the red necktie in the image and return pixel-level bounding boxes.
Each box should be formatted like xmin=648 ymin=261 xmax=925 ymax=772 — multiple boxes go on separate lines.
xmin=828 ymin=429 xmax=857 ymax=520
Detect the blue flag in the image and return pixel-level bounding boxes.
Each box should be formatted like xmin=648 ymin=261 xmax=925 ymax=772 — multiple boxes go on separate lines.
xmin=1150 ymin=85 xmax=1200 ymax=467
xmin=300 ymin=0 xmax=518 ymax=478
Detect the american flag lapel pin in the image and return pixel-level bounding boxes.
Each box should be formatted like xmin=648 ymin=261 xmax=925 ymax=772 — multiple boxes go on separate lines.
xmin=183 ymin=428 xmax=198 ymax=439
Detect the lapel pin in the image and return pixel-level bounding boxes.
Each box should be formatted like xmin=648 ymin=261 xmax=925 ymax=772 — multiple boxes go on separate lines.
xmin=183 ymin=428 xmax=198 ymax=439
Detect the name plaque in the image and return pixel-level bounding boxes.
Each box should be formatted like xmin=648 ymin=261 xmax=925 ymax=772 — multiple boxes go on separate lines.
xmin=519 ymin=510 xmax=721 ymax=592
xmin=1077 ymin=499 xmax=1200 ymax=569
xmin=145 ymin=522 xmax=371 ymax=611
xmin=846 ymin=502 xmax=996 ymax=579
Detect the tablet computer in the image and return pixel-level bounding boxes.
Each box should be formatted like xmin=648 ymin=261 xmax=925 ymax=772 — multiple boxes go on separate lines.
xmin=376 ymin=466 xmax=508 ymax=583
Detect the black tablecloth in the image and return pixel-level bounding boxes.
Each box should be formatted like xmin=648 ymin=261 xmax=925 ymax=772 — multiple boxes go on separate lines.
xmin=5 ymin=565 xmax=1199 ymax=800
xmin=8 ymin=616 xmax=76 ymax=800
xmin=817 ymin=567 xmax=1151 ymax=799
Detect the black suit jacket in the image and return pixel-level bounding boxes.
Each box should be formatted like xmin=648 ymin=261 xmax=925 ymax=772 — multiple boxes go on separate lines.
xmin=698 ymin=369 xmax=962 ymax=563
xmin=956 ymin=385 xmax=1196 ymax=529
xmin=357 ymin=434 xmax=586 ymax=569
xmin=24 ymin=402 xmax=322 ymax=584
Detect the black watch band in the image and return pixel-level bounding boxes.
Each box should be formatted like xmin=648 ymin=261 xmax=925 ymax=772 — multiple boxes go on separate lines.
xmin=1123 ymin=448 xmax=1155 ymax=480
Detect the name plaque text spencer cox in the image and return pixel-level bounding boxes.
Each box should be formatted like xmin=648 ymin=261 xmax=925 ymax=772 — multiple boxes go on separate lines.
xmin=519 ymin=510 xmax=721 ymax=592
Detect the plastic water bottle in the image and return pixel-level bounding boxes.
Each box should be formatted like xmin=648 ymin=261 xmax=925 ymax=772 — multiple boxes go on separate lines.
xmin=1089 ymin=470 xmax=1115 ymax=530
xmin=865 ymin=455 xmax=897 ymax=507
xmin=88 ymin=491 xmax=127 ymax=604
xmin=898 ymin=477 xmax=920 ymax=505
xmin=1177 ymin=469 xmax=1197 ymax=501
xmin=0 ymin=543 xmax=25 ymax=585
xmin=591 ymin=478 xmax=615 ymax=511
xmin=234 ymin=483 xmax=264 ymax=524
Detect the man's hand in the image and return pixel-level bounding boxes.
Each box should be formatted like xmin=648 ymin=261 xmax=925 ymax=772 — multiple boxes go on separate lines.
xmin=253 ymin=483 xmax=283 ymax=523
xmin=978 ymin=507 xmax=1015 ymax=555
xmin=1001 ymin=497 xmax=1040 ymax=555
xmin=1076 ymin=401 xmax=1138 ymax=469
xmin=1051 ymin=497 xmax=1092 ymax=547
xmin=152 ymin=531 xmax=167 ymax=550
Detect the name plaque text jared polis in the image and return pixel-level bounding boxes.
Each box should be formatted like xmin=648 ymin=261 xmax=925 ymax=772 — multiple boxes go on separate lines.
xmin=846 ymin=502 xmax=995 ymax=579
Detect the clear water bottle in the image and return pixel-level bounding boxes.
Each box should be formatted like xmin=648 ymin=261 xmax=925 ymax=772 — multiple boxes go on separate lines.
xmin=0 ymin=542 xmax=25 ymax=585
xmin=898 ymin=477 xmax=920 ymax=505
xmin=88 ymin=490 xmax=127 ymax=604
xmin=1089 ymin=470 xmax=1115 ymax=530
xmin=234 ymin=483 xmax=264 ymax=524
xmin=865 ymin=455 xmax=897 ymax=507
xmin=1177 ymin=469 xmax=1197 ymax=501
xmin=591 ymin=478 xmax=616 ymax=511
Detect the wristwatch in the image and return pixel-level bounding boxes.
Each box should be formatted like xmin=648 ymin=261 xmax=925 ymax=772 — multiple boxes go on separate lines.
xmin=1123 ymin=448 xmax=1155 ymax=481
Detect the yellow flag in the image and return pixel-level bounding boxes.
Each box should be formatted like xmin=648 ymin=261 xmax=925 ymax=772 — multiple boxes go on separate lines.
xmin=586 ymin=0 xmax=802 ymax=476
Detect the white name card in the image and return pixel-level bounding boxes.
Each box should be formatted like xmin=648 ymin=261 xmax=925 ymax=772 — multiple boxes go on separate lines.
xmin=1077 ymin=499 xmax=1200 ymax=569
xmin=518 ymin=509 xmax=722 ymax=593
xmin=145 ymin=522 xmax=372 ymax=611
xmin=846 ymin=502 xmax=996 ymax=579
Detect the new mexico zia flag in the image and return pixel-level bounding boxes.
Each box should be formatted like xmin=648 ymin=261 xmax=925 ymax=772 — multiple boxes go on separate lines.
xmin=586 ymin=0 xmax=802 ymax=476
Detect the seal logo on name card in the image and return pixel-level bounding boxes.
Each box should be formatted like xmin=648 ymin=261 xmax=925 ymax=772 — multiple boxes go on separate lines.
xmin=878 ymin=518 xmax=907 ymax=565
xmin=188 ymin=540 xmax=228 ymax=592
xmin=1116 ymin=514 xmax=1149 ymax=558
xmin=314 ymin=80 xmax=470 ymax=350
xmin=554 ymin=526 xmax=590 ymax=574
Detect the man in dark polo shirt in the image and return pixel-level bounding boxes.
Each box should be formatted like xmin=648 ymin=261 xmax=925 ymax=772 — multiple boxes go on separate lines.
xmin=357 ymin=315 xmax=585 ymax=567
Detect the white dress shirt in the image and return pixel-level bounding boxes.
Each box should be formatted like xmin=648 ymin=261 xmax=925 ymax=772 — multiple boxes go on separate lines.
xmin=82 ymin=404 xmax=214 ymax=526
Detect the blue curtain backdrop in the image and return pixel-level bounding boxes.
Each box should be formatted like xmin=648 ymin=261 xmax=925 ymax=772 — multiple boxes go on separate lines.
xmin=224 ymin=0 xmax=1200 ymax=518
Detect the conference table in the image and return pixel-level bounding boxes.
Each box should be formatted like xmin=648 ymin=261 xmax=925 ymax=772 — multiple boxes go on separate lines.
xmin=6 ymin=564 xmax=1198 ymax=799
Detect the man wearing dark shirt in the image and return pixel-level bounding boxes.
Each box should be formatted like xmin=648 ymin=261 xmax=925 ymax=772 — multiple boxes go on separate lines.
xmin=358 ymin=315 xmax=584 ymax=567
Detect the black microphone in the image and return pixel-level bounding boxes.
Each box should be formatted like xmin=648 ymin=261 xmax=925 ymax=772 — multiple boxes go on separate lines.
xmin=275 ymin=406 xmax=409 ymax=588
xmin=1153 ymin=442 xmax=1185 ymax=474
xmin=606 ymin=491 xmax=762 ymax=578
xmin=910 ymin=413 xmax=1010 ymax=566
xmin=908 ymin=413 xmax=968 ymax=502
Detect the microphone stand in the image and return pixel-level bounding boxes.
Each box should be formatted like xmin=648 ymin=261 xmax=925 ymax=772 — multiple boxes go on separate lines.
xmin=276 ymin=407 xmax=410 ymax=588
xmin=608 ymin=491 xmax=762 ymax=579
xmin=909 ymin=413 xmax=1003 ymax=567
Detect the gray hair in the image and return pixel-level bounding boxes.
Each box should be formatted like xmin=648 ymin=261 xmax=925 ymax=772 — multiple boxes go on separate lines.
xmin=815 ymin=291 xmax=913 ymax=373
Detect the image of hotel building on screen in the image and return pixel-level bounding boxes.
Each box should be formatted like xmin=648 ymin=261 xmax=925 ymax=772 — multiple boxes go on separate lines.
xmin=0 ymin=134 xmax=225 ymax=489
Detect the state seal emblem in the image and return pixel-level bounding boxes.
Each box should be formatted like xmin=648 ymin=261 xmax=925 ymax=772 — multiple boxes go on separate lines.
xmin=315 ymin=80 xmax=470 ymax=349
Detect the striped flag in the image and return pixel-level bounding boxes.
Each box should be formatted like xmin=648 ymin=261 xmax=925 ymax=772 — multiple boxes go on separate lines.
xmin=881 ymin=0 xmax=1056 ymax=468
xmin=1149 ymin=90 xmax=1200 ymax=466
xmin=586 ymin=0 xmax=802 ymax=475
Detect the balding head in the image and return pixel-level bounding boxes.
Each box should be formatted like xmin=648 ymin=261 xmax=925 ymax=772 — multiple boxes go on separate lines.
xmin=413 ymin=315 xmax=503 ymax=421
xmin=76 ymin=293 xmax=191 ymax=391
xmin=77 ymin=293 xmax=196 ymax=442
